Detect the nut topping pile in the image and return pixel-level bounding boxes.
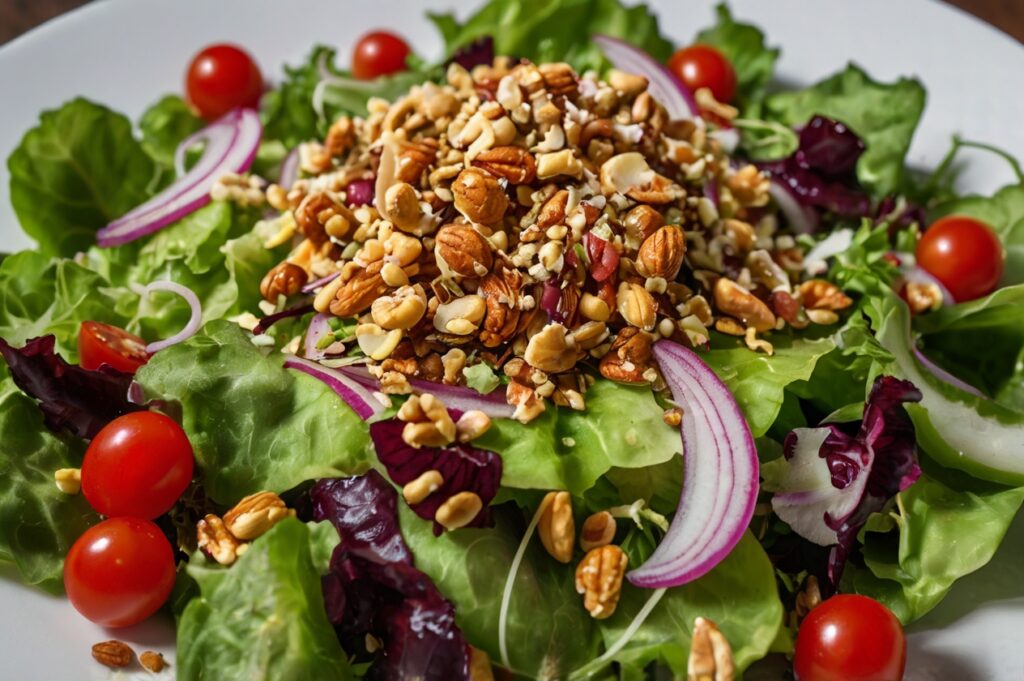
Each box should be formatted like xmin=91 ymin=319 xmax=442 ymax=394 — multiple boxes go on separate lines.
xmin=256 ymin=57 xmax=851 ymax=421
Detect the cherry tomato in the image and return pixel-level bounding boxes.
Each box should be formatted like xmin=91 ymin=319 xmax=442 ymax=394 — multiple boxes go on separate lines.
xmin=794 ymin=594 xmax=906 ymax=681
xmin=185 ymin=44 xmax=263 ymax=119
xmin=64 ymin=518 xmax=176 ymax=628
xmin=82 ymin=412 xmax=194 ymax=520
xmin=668 ymin=44 xmax=737 ymax=104
xmin=916 ymin=215 xmax=1003 ymax=302
xmin=78 ymin=321 xmax=149 ymax=374
xmin=351 ymin=30 xmax=411 ymax=80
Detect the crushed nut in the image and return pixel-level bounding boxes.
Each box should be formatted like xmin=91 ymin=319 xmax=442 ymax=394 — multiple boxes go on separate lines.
xmin=713 ymin=278 xmax=776 ymax=332
xmin=139 ymin=651 xmax=168 ymax=674
xmin=91 ymin=640 xmax=133 ymax=668
xmin=580 ymin=511 xmax=616 ymax=552
xmin=903 ymin=281 xmax=943 ymax=315
xmin=197 ymin=514 xmax=245 ymax=566
xmin=456 ymin=410 xmax=492 ymax=442
xmin=54 ymin=467 xmax=81 ymax=495
xmin=435 ymin=491 xmax=483 ymax=530
xmin=575 ymin=544 xmax=628 ymax=619
xmin=400 ymin=394 xmax=457 ymax=448
xmin=222 ymin=491 xmax=295 ymax=541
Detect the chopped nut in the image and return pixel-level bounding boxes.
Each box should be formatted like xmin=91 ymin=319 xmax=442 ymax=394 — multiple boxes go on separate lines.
xmin=713 ymin=279 xmax=776 ymax=332
xmin=436 ymin=223 xmax=494 ymax=277
xmin=580 ymin=511 xmax=616 ymax=552
xmin=472 ymin=146 xmax=537 ymax=184
xmin=726 ymin=164 xmax=769 ymax=208
xmin=479 ymin=267 xmax=523 ymax=347
xmin=371 ymin=285 xmax=428 ymax=330
xmin=662 ymin=407 xmax=683 ymax=427
xmin=452 ymin=168 xmax=509 ymax=224
xmin=435 ymin=491 xmax=483 ymax=530
xmin=580 ymin=292 xmax=611 ymax=322
xmin=608 ymin=69 xmax=648 ymax=98
xmin=330 ymin=260 xmax=389 ymax=318
xmin=575 ymin=545 xmax=628 ymax=619
xmin=441 ymin=348 xmax=467 ymax=384
xmin=903 ymin=281 xmax=943 ymax=315
xmin=539 ymin=62 xmax=577 ymax=96
xmin=806 ymin=308 xmax=839 ymax=325
xmin=599 ymin=327 xmax=653 ymax=384
xmin=139 ymin=651 xmax=168 ymax=674
xmin=197 ymin=514 xmax=244 ymax=566
xmin=434 ymin=295 xmax=487 ymax=335
xmin=524 ymin=323 xmax=577 ymax=373
xmin=536 ymin=150 xmax=584 ymax=180
xmin=799 ymin=279 xmax=853 ymax=311
xmin=401 ymin=393 xmax=458 ymax=448
xmin=92 ymin=640 xmax=133 ymax=668
xmin=456 ymin=410 xmax=492 ymax=442
xmin=537 ymin=189 xmax=569 ymax=229
xmin=538 ymin=491 xmax=575 ymax=563
xmin=623 ymin=204 xmax=665 ymax=245
xmin=688 ymin=617 xmax=735 ymax=681
xmin=54 ymin=467 xmax=81 ymax=495
xmin=402 ymin=469 xmax=444 ymax=505
xmin=356 ymin=323 xmax=404 ymax=360
xmin=794 ymin=575 xmax=822 ymax=623
xmin=384 ymin=182 xmax=425 ymax=233
xmin=617 ymin=282 xmax=657 ymax=331
xmin=260 ymin=262 xmax=308 ymax=302
xmin=223 ymin=491 xmax=294 ymax=541
xmin=469 ymin=646 xmax=496 ymax=681
xmin=600 ymin=152 xmax=679 ymax=204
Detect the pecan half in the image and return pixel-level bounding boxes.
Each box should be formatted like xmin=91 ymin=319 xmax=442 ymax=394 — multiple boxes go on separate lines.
xmin=539 ymin=62 xmax=577 ymax=97
xmin=688 ymin=617 xmax=735 ymax=681
xmin=575 ymin=545 xmax=628 ymax=619
xmin=436 ymin=223 xmax=494 ymax=277
xmin=599 ymin=327 xmax=653 ymax=383
xmin=396 ymin=138 xmax=438 ymax=185
xmin=92 ymin=641 xmax=133 ymax=668
xmin=260 ymin=262 xmax=308 ymax=302
xmin=479 ymin=266 xmax=523 ymax=347
xmin=538 ymin=491 xmax=575 ymax=563
xmin=330 ymin=260 xmax=389 ymax=317
xmin=713 ymin=278 xmax=776 ymax=332
xmin=537 ymin=189 xmax=569 ymax=229
xmin=294 ymin=192 xmax=353 ymax=247
xmin=799 ymin=279 xmax=853 ymax=311
xmin=223 ymin=491 xmax=294 ymax=541
xmin=637 ymin=226 xmax=686 ymax=279
xmin=452 ymin=168 xmax=509 ymax=224
xmin=197 ymin=514 xmax=244 ymax=566
xmin=472 ymin=146 xmax=537 ymax=184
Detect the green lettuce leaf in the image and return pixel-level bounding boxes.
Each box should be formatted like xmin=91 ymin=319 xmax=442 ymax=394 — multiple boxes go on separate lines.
xmin=849 ymin=472 xmax=1024 ymax=623
xmin=7 ymin=98 xmax=159 ymax=258
xmin=764 ymin=65 xmax=926 ymax=196
xmin=476 ymin=379 xmax=680 ymax=493
xmin=0 ymin=371 xmax=99 ymax=592
xmin=929 ymin=183 xmax=1024 ymax=286
xmin=429 ymin=0 xmax=673 ymax=74
xmin=138 ymin=95 xmax=204 ymax=169
xmin=702 ymin=333 xmax=836 ymax=437
xmin=135 ymin=321 xmax=371 ymax=505
xmin=177 ymin=518 xmax=352 ymax=680
xmin=695 ymin=3 xmax=779 ymax=113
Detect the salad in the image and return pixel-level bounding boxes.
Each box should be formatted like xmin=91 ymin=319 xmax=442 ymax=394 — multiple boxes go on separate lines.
xmin=1 ymin=1 xmax=1022 ymax=679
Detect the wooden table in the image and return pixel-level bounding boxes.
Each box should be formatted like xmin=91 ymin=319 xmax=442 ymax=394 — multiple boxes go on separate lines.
xmin=1 ymin=1 xmax=1022 ymax=50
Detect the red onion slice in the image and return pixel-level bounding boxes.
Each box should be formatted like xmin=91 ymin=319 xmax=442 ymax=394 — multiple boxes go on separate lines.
xmin=130 ymin=280 xmax=203 ymax=353
xmin=304 ymin=313 xmax=333 ymax=360
xmin=628 ymin=340 xmax=759 ymax=588
xmin=339 ymin=365 xmax=514 ymax=419
xmin=284 ymin=356 xmax=384 ymax=420
xmin=97 ymin=108 xmax=262 ymax=247
xmin=302 ymin=272 xmax=340 ymax=294
xmin=279 ymin=147 xmax=300 ymax=188
xmin=593 ymin=35 xmax=698 ymax=121
xmin=768 ymin=179 xmax=819 ymax=234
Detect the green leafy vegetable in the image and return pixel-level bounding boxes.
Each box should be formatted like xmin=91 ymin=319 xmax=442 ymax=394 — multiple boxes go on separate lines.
xmin=850 ymin=472 xmax=1024 ymax=623
xmin=429 ymin=0 xmax=673 ymax=74
xmin=177 ymin=519 xmax=352 ymax=680
xmin=7 ymin=98 xmax=159 ymax=257
xmin=138 ymin=95 xmax=204 ymax=168
xmin=702 ymin=333 xmax=836 ymax=437
xmin=476 ymin=379 xmax=680 ymax=493
xmin=0 ymin=372 xmax=98 ymax=592
xmin=695 ymin=4 xmax=779 ymax=114
xmin=135 ymin=321 xmax=371 ymax=504
xmin=764 ymin=65 xmax=926 ymax=196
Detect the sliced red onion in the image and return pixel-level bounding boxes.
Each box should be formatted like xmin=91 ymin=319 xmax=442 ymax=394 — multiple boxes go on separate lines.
xmin=284 ymin=356 xmax=384 ymax=420
xmin=253 ymin=302 xmax=314 ymax=335
xmin=279 ymin=147 xmax=300 ymax=188
xmin=301 ymin=272 xmax=340 ymax=294
xmin=593 ymin=35 xmax=698 ymax=121
xmin=541 ymin=280 xmax=565 ymax=323
xmin=768 ymin=179 xmax=819 ymax=234
xmin=339 ymin=365 xmax=514 ymax=419
xmin=703 ymin=177 xmax=720 ymax=207
xmin=896 ymin=263 xmax=955 ymax=307
xmin=628 ymin=340 xmax=759 ymax=588
xmin=97 ymin=108 xmax=262 ymax=247
xmin=131 ymin=280 xmax=203 ymax=353
xmin=304 ymin=313 xmax=333 ymax=360
xmin=912 ymin=346 xmax=986 ymax=398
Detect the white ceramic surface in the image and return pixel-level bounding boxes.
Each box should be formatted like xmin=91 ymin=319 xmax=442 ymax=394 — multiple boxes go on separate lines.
xmin=0 ymin=1 xmax=1021 ymax=679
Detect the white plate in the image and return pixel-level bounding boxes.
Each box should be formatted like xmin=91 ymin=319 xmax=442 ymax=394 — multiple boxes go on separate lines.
xmin=0 ymin=1 xmax=1021 ymax=679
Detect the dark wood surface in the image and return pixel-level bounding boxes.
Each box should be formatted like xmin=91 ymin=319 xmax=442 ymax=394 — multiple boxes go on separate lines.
xmin=1 ymin=0 xmax=1021 ymax=47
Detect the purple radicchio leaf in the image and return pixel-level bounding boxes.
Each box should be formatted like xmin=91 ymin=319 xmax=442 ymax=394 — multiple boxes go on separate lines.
xmin=795 ymin=115 xmax=865 ymax=179
xmin=0 ymin=335 xmax=143 ymax=439
xmin=310 ymin=472 xmax=471 ymax=681
xmin=369 ymin=416 xmax=502 ymax=535
xmin=446 ymin=36 xmax=495 ymax=72
xmin=771 ymin=375 xmax=922 ymax=584
xmin=253 ymin=301 xmax=314 ymax=335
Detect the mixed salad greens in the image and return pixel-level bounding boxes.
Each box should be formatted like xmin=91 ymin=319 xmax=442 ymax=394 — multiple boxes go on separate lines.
xmin=1 ymin=1 xmax=1023 ymax=679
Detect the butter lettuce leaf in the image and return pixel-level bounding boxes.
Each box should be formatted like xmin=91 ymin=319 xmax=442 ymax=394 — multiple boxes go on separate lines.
xmin=178 ymin=519 xmax=352 ymax=680
xmin=138 ymin=94 xmax=204 ymax=168
xmin=135 ymin=322 xmax=371 ymax=505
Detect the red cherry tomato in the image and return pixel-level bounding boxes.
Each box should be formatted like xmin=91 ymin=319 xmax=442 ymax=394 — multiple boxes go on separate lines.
xmin=668 ymin=44 xmax=737 ymax=104
xmin=186 ymin=44 xmax=263 ymax=119
xmin=78 ymin=321 xmax=149 ymax=374
xmin=82 ymin=412 xmax=194 ymax=520
xmin=794 ymin=594 xmax=906 ymax=681
xmin=916 ymin=215 xmax=1004 ymax=302
xmin=351 ymin=30 xmax=411 ymax=80
xmin=64 ymin=518 xmax=176 ymax=628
